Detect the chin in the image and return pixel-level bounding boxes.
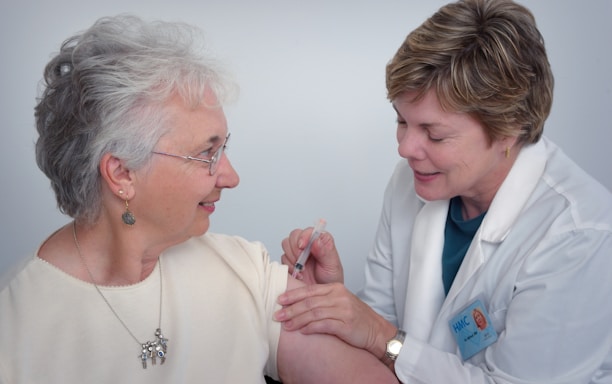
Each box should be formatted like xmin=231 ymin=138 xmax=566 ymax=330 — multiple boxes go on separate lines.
xmin=416 ymin=190 xmax=455 ymax=203
xmin=415 ymin=187 xmax=440 ymax=202
xmin=189 ymin=220 xmax=210 ymax=238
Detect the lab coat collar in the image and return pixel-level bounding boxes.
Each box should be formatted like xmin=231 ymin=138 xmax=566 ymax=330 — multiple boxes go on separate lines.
xmin=479 ymin=138 xmax=548 ymax=243
xmin=443 ymin=138 xmax=547 ymax=305
xmin=411 ymin=138 xmax=547 ymax=243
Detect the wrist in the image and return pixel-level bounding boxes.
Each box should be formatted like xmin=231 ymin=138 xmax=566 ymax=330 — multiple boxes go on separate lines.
xmin=368 ymin=322 xmax=397 ymax=358
xmin=382 ymin=329 xmax=406 ymax=367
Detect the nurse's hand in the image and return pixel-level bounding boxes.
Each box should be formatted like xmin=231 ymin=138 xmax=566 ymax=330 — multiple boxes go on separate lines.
xmin=280 ymin=227 xmax=344 ymax=285
xmin=274 ymin=282 xmax=396 ymax=358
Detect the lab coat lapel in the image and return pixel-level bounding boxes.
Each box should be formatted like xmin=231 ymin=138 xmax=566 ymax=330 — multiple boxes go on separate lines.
xmin=403 ymin=199 xmax=448 ymax=342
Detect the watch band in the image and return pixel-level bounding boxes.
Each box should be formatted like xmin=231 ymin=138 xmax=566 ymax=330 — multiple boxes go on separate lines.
xmin=384 ymin=329 xmax=406 ymax=363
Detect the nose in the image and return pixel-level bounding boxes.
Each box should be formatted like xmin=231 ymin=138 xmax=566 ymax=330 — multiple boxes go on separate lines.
xmin=215 ymin=153 xmax=240 ymax=188
xmin=397 ymin=126 xmax=425 ymax=160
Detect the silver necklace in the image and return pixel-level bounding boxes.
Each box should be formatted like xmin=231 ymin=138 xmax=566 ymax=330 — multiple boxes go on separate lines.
xmin=72 ymin=221 xmax=168 ymax=369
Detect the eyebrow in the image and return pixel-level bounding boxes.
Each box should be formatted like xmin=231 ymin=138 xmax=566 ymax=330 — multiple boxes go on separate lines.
xmin=209 ymin=134 xmax=223 ymax=144
xmin=192 ymin=134 xmax=223 ymax=152
xmin=392 ymin=105 xmax=449 ymax=131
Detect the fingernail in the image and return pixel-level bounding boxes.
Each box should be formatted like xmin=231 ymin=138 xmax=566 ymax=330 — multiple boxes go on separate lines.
xmin=274 ymin=310 xmax=286 ymax=321
xmin=319 ymin=234 xmax=330 ymax=249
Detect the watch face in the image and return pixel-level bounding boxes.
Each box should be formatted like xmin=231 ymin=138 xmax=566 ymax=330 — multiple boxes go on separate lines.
xmin=388 ymin=339 xmax=402 ymax=355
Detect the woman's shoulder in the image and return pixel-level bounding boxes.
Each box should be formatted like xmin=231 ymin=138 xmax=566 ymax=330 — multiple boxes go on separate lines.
xmin=539 ymin=138 xmax=612 ymax=226
xmin=0 ymin=255 xmax=37 ymax=295
xmin=168 ymin=232 xmax=272 ymax=269
xmin=193 ymin=232 xmax=266 ymax=252
xmin=541 ymin=137 xmax=608 ymax=192
xmin=168 ymin=233 xmax=286 ymax=293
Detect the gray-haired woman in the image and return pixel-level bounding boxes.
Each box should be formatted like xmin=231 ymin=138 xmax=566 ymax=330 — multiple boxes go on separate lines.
xmin=0 ymin=15 xmax=398 ymax=384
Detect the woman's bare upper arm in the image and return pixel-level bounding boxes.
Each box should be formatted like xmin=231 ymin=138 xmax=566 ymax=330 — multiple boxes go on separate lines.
xmin=276 ymin=276 xmax=399 ymax=384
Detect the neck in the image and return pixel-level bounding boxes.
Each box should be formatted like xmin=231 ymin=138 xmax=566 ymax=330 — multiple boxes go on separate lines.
xmin=460 ymin=150 xmax=519 ymax=220
xmin=72 ymin=220 xmax=160 ymax=285
xmin=72 ymin=220 xmax=169 ymax=368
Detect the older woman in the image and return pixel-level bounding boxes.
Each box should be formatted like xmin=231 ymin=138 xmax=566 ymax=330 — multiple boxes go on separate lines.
xmin=0 ymin=15 xmax=398 ymax=384
xmin=275 ymin=0 xmax=612 ymax=382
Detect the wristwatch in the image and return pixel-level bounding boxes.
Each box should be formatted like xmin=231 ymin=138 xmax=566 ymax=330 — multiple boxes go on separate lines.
xmin=385 ymin=329 xmax=406 ymax=362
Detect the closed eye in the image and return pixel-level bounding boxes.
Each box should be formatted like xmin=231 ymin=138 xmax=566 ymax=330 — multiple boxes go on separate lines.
xmin=194 ymin=143 xmax=220 ymax=161
xmin=421 ymin=124 xmax=444 ymax=142
xmin=195 ymin=141 xmax=228 ymax=161
xmin=196 ymin=148 xmax=213 ymax=160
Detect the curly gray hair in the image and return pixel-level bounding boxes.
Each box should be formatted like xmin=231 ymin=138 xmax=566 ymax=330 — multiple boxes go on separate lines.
xmin=35 ymin=14 xmax=236 ymax=223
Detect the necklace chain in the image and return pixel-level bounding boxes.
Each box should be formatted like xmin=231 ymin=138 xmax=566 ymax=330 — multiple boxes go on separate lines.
xmin=72 ymin=221 xmax=168 ymax=368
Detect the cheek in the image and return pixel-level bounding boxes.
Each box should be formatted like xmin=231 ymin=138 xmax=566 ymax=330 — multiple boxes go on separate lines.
xmin=439 ymin=142 xmax=486 ymax=170
xmin=425 ymin=147 xmax=457 ymax=170
xmin=144 ymin=172 xmax=190 ymax=209
xmin=148 ymin=166 xmax=216 ymax=208
xmin=175 ymin=167 xmax=209 ymax=190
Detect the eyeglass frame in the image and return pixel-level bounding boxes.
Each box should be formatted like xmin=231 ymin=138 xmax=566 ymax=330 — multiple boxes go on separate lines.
xmin=151 ymin=133 xmax=231 ymax=176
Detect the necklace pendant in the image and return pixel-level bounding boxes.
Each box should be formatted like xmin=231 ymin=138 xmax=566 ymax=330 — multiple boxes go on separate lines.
xmin=138 ymin=329 xmax=168 ymax=369
xmin=140 ymin=344 xmax=149 ymax=369
xmin=155 ymin=328 xmax=169 ymax=365
xmin=149 ymin=342 xmax=157 ymax=366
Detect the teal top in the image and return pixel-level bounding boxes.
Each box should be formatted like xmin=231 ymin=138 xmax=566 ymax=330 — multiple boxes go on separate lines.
xmin=442 ymin=197 xmax=486 ymax=295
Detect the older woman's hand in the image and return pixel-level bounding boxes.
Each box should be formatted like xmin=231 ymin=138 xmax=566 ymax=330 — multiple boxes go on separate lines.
xmin=274 ymin=282 xmax=395 ymax=358
xmin=280 ymin=228 xmax=344 ymax=285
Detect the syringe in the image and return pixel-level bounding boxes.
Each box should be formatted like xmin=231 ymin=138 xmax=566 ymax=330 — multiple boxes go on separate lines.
xmin=291 ymin=219 xmax=327 ymax=279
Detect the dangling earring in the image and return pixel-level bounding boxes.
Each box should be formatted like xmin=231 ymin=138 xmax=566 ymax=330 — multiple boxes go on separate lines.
xmin=119 ymin=190 xmax=136 ymax=225
xmin=505 ymin=147 xmax=510 ymax=159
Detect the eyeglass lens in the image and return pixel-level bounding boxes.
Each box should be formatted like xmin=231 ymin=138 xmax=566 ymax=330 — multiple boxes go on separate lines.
xmin=209 ymin=134 xmax=230 ymax=175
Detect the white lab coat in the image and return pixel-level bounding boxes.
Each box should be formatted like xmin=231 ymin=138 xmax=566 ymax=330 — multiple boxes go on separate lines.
xmin=359 ymin=137 xmax=612 ymax=383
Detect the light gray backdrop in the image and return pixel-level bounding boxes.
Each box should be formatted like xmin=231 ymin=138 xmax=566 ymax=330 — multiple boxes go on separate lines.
xmin=1 ymin=0 xmax=610 ymax=292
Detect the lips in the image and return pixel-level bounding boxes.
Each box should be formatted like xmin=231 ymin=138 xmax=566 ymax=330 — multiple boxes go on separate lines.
xmin=415 ymin=171 xmax=438 ymax=176
xmin=413 ymin=169 xmax=440 ymax=182
xmin=199 ymin=201 xmax=216 ymax=213
xmin=408 ymin=161 xmax=438 ymax=178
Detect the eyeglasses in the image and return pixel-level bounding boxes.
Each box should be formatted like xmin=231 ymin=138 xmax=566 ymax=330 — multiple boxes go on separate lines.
xmin=152 ymin=133 xmax=230 ymax=176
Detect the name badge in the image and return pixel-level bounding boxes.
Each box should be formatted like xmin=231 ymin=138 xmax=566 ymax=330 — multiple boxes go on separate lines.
xmin=448 ymin=299 xmax=498 ymax=360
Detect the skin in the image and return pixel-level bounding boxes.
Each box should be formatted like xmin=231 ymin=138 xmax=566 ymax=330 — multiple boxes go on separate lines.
xmin=37 ymin=89 xmax=397 ymax=383
xmin=278 ymin=277 xmax=400 ymax=383
xmin=38 ymin=90 xmax=239 ymax=285
xmin=274 ymin=89 xmax=521 ymax=373
xmin=395 ymin=89 xmax=517 ymax=220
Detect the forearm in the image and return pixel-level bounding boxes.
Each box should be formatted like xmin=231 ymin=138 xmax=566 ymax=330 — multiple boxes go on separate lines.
xmin=277 ymin=276 xmax=400 ymax=383
xmin=277 ymin=328 xmax=399 ymax=384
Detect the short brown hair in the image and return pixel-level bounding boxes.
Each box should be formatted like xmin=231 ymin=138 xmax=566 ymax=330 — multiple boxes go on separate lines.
xmin=386 ymin=0 xmax=553 ymax=144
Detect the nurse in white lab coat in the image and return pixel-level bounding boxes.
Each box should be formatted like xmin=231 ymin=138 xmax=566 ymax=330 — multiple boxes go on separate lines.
xmin=274 ymin=0 xmax=612 ymax=382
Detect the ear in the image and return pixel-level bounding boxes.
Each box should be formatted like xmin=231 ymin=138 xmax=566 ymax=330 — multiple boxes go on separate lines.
xmin=99 ymin=153 xmax=135 ymax=199
xmin=504 ymin=136 xmax=519 ymax=149
xmin=497 ymin=135 xmax=519 ymax=156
